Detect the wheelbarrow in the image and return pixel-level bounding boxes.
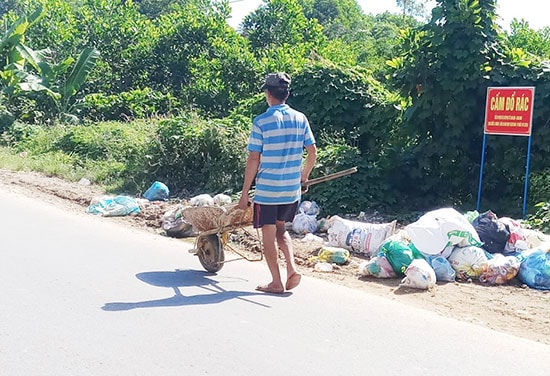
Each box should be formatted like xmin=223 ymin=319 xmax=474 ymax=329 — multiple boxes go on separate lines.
xmin=183 ymin=166 xmax=358 ymax=273
xmin=182 ymin=203 xmax=258 ymax=273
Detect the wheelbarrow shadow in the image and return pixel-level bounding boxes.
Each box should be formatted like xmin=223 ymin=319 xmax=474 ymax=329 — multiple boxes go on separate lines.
xmin=102 ymin=269 xmax=275 ymax=311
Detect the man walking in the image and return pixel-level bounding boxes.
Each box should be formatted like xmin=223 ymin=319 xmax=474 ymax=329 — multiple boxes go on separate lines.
xmin=238 ymin=72 xmax=317 ymax=294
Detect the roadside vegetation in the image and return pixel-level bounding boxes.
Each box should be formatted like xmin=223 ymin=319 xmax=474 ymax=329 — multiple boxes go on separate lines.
xmin=2 ymin=0 xmax=550 ymax=228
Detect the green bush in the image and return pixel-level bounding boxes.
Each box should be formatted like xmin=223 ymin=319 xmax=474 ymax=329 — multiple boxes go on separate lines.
xmin=289 ymin=62 xmax=401 ymax=154
xmin=305 ymin=136 xmax=398 ymax=217
xmin=0 ymin=107 xmax=16 ymax=134
xmin=145 ymin=112 xmax=249 ymax=196
xmin=0 ymin=122 xmax=41 ymax=148
xmin=82 ymin=88 xmax=180 ymax=121
xmin=528 ymin=169 xmax=550 ymax=208
xmin=525 ymin=202 xmax=550 ymax=234
xmin=52 ymin=121 xmax=154 ymax=162
xmin=7 ymin=120 xmax=155 ymax=191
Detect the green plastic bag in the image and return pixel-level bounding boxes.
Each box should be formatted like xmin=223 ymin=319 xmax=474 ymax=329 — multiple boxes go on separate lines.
xmin=378 ymin=240 xmax=424 ymax=276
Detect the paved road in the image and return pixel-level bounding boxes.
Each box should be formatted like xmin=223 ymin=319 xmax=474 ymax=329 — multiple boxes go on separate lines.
xmin=1 ymin=187 xmax=548 ymax=375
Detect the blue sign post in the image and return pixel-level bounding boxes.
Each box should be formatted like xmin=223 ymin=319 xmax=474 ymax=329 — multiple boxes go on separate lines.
xmin=477 ymin=87 xmax=535 ymax=218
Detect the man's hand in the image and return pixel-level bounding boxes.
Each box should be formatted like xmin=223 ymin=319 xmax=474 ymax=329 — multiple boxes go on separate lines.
xmin=301 ymin=180 xmax=309 ymax=194
xmin=238 ymin=192 xmax=251 ymax=211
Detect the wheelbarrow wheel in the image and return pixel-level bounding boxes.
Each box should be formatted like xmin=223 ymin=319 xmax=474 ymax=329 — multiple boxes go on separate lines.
xmin=197 ymin=234 xmax=225 ymax=273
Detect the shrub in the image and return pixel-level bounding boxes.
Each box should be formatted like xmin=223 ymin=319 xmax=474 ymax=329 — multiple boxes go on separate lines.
xmin=145 ymin=112 xmax=249 ymax=197
xmin=525 ymin=202 xmax=550 ymax=234
xmin=82 ymin=88 xmax=180 ymax=121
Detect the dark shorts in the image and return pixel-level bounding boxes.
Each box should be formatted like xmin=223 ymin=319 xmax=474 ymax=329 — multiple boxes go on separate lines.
xmin=253 ymin=201 xmax=299 ymax=228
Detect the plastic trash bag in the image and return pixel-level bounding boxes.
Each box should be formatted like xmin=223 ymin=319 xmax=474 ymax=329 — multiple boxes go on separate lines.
xmin=87 ymin=195 xmax=141 ymax=217
xmin=300 ymin=233 xmax=324 ymax=243
xmin=499 ymin=217 xmax=529 ymax=253
xmin=143 ymin=181 xmax=169 ymax=201
xmin=479 ymin=254 xmax=520 ymax=285
xmin=378 ymin=239 xmax=424 ymax=276
xmin=448 ymin=246 xmax=489 ymax=281
xmin=522 ymin=229 xmax=550 ymax=249
xmin=298 ymin=200 xmax=320 ymax=216
xmin=327 ymin=216 xmax=396 ymax=257
xmin=517 ymin=248 xmax=550 ymax=290
xmin=162 ymin=204 xmax=196 ymax=238
xmin=400 ymin=259 xmax=437 ymax=290
xmin=472 ymin=211 xmax=510 ymax=254
xmin=213 ymin=194 xmax=232 ymax=206
xmin=189 ymin=194 xmax=214 ymax=207
xmin=358 ymin=256 xmax=396 ymax=278
xmin=317 ymin=246 xmax=350 ymax=265
xmin=314 ymin=262 xmax=333 ymax=272
xmin=426 ymin=255 xmax=456 ymax=282
xmin=406 ymin=208 xmax=482 ymax=257
xmin=292 ymin=212 xmax=318 ymax=234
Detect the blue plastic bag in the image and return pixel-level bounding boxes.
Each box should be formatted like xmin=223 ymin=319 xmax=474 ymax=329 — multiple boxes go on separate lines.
xmin=87 ymin=195 xmax=141 ymax=217
xmin=426 ymin=255 xmax=456 ymax=282
xmin=143 ymin=181 xmax=169 ymax=201
xmin=517 ymin=249 xmax=550 ymax=290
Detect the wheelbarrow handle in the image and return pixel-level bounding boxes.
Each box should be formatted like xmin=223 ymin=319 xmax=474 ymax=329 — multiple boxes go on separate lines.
xmin=302 ymin=167 xmax=358 ymax=188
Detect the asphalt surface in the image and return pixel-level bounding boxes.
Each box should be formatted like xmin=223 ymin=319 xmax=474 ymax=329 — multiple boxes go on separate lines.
xmin=1 ymin=187 xmax=548 ymax=375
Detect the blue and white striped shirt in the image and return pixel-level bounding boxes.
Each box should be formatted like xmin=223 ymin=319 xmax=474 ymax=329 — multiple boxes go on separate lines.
xmin=248 ymin=104 xmax=316 ymax=205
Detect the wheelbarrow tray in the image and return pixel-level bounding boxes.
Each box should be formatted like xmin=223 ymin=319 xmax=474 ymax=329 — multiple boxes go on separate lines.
xmin=182 ymin=203 xmax=253 ymax=235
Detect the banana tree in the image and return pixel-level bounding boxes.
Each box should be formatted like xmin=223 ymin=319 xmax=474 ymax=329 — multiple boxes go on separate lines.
xmin=14 ymin=39 xmax=100 ymax=120
xmin=1 ymin=6 xmax=100 ymax=122
xmin=0 ymin=6 xmax=44 ymax=103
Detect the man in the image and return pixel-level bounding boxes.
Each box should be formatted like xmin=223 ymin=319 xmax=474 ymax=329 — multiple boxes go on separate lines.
xmin=238 ymin=72 xmax=317 ymax=294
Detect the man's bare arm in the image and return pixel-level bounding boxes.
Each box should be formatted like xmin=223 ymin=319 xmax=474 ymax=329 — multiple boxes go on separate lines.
xmin=301 ymin=144 xmax=317 ymax=183
xmin=238 ymin=151 xmax=261 ymax=210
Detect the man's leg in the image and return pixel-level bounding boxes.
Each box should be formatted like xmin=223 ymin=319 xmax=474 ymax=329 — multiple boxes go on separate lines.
xmin=275 ymin=221 xmax=297 ymax=275
xmin=258 ymin=224 xmax=284 ymax=292
xmin=276 ymin=221 xmax=301 ymax=290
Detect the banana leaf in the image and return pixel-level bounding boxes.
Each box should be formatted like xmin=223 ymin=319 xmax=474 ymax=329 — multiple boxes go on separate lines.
xmin=63 ymin=47 xmax=100 ymax=101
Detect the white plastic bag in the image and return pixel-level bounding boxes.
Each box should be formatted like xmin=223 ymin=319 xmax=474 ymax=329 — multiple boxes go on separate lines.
xmin=499 ymin=217 xmax=529 ymax=253
xmin=327 ymin=217 xmax=396 ymax=256
xmin=292 ymin=212 xmax=318 ymax=234
xmin=358 ymin=256 xmax=396 ymax=278
xmin=448 ymin=246 xmax=489 ymax=281
xmin=189 ymin=194 xmax=214 ymax=207
xmin=405 ymin=208 xmax=482 ymax=256
xmin=213 ymin=194 xmax=232 ymax=206
xmin=400 ymin=259 xmax=437 ymax=290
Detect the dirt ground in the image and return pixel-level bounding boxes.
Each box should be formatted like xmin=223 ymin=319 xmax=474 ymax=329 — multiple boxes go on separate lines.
xmin=1 ymin=168 xmax=549 ymax=345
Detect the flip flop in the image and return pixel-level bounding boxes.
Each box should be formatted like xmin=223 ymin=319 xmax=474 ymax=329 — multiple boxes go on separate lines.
xmin=255 ymin=285 xmax=285 ymax=294
xmin=285 ymin=272 xmax=302 ymax=290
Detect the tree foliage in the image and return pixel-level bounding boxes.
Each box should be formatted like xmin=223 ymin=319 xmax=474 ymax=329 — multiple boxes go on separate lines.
xmin=240 ymin=0 xmax=326 ymax=74
xmin=2 ymin=0 xmax=550 ymax=216
xmin=505 ymin=19 xmax=550 ymax=59
xmin=387 ymin=0 xmax=503 ymax=210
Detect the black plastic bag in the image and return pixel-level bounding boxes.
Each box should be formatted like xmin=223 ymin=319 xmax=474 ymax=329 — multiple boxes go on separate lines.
xmin=472 ymin=211 xmax=510 ymax=254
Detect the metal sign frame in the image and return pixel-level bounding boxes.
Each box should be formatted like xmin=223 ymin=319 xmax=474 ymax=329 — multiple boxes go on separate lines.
xmin=477 ymin=87 xmax=535 ymax=218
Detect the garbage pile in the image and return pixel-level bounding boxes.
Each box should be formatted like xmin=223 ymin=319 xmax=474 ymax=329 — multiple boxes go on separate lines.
xmin=85 ymin=181 xmax=236 ymax=238
xmin=85 ymin=181 xmax=550 ymax=291
xmin=305 ymin=206 xmax=550 ymax=291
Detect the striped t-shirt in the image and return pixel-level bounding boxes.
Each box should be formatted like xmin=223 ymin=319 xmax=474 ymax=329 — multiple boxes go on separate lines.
xmin=248 ymin=104 xmax=316 ymax=205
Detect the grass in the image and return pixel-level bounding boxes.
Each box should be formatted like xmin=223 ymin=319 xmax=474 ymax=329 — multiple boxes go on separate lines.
xmin=0 ymin=146 xmax=128 ymax=193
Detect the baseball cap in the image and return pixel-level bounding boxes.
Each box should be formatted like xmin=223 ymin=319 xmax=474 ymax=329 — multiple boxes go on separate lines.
xmin=261 ymin=72 xmax=291 ymax=90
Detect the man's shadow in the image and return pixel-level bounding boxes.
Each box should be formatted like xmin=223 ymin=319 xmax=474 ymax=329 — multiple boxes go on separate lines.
xmin=102 ymin=269 xmax=279 ymax=311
